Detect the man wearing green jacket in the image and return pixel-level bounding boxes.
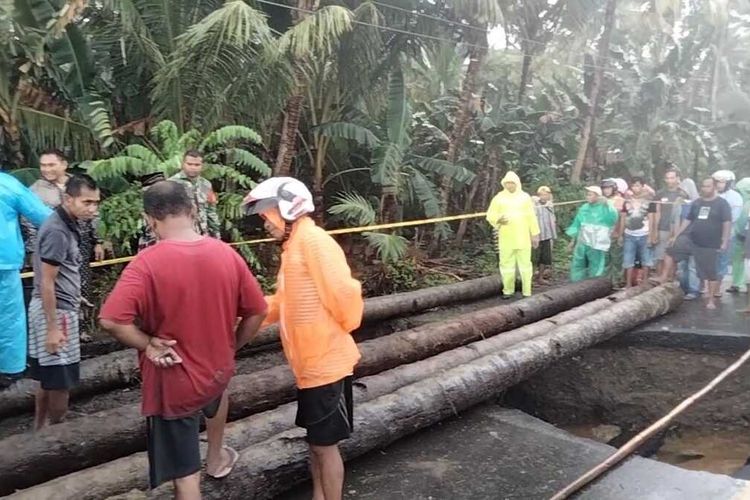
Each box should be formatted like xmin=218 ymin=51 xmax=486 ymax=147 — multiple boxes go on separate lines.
xmin=566 ymin=186 xmax=619 ymax=282
xmin=729 ymin=177 xmax=750 ymax=293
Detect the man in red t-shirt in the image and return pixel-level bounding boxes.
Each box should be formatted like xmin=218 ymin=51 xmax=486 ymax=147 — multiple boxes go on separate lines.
xmin=99 ymin=181 xmax=267 ymax=498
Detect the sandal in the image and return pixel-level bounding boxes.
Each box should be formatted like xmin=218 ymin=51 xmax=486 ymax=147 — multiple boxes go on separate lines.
xmin=206 ymin=446 xmax=239 ymax=479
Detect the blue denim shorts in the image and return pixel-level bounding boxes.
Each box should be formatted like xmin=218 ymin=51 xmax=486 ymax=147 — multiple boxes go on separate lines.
xmin=623 ymin=234 xmax=654 ymax=269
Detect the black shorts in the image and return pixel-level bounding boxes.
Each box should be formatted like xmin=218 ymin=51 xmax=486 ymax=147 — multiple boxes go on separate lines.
xmin=535 ymin=239 xmax=553 ymax=266
xmin=668 ymin=235 xmax=719 ymax=281
xmin=27 ymin=358 xmax=80 ymax=390
xmin=146 ymin=397 xmax=222 ymax=488
xmin=296 ymin=376 xmax=353 ymax=446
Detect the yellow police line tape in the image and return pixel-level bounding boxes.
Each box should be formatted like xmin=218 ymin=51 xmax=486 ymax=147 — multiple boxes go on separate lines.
xmin=19 ymin=198 xmax=590 ymax=279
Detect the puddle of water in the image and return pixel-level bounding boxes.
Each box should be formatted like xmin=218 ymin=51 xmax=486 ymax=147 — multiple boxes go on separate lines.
xmin=656 ymin=430 xmax=750 ymax=475
xmin=562 ymin=423 xmax=750 ymax=476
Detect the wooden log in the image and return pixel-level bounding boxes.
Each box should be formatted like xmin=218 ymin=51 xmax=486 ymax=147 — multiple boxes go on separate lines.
xmin=169 ymin=284 xmax=685 ymax=499
xmin=5 ymin=281 xmax=616 ymax=500
xmin=0 ymin=276 xmax=504 ymax=418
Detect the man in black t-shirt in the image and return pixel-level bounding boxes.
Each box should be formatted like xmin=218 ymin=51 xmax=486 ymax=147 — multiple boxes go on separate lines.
xmin=654 ymin=178 xmax=732 ymax=309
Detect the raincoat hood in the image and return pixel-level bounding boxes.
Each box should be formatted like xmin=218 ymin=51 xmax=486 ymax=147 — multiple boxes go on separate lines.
xmin=501 ymin=171 xmax=522 ymax=191
xmin=736 ymin=178 xmax=750 ymax=203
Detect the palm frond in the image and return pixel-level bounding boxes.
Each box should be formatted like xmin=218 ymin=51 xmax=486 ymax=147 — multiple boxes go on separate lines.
xmin=415 ymin=156 xmax=476 ymax=185
xmin=386 ymin=67 xmax=410 ymax=146
xmin=276 ymin=5 xmax=354 ymax=60
xmin=150 ymin=0 xmax=274 ymax=126
xmin=85 ymin=156 xmax=149 ymax=180
xmin=200 ymin=125 xmax=263 ymax=150
xmin=202 ymin=163 xmax=257 ymax=189
xmin=123 ymin=144 xmax=162 ymax=166
xmin=151 ymin=120 xmax=180 ymax=154
xmin=177 ymin=129 xmax=202 ymax=152
xmin=409 ymin=168 xmax=442 ymax=218
xmin=328 ymin=192 xmax=376 ymax=226
xmin=312 ymin=121 xmax=381 ymax=147
xmin=17 ymin=106 xmax=99 ymax=158
xmin=371 ymin=142 xmax=404 ymax=187
xmin=363 ymin=232 xmax=408 ymax=263
xmin=224 ymin=148 xmax=271 ymax=177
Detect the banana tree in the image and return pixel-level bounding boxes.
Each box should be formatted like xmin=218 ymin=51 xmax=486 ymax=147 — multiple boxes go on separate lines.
xmin=1 ymin=0 xmax=114 ymax=164
xmin=323 ymin=67 xmax=475 ymax=230
xmin=86 ymin=120 xmax=270 ymax=256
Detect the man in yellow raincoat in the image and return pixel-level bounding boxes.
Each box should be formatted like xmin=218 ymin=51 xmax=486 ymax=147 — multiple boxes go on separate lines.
xmin=486 ymin=172 xmax=540 ymax=298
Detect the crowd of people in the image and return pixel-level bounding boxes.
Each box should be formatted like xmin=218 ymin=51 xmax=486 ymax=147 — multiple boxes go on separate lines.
xmin=486 ymin=166 xmax=748 ymax=311
xmin=0 ymin=148 xmax=748 ymax=499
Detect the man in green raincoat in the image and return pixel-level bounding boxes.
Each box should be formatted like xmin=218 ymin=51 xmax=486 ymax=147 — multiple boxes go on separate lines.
xmin=566 ymin=186 xmax=619 ymax=282
xmin=730 ymin=177 xmax=750 ymax=293
xmin=486 ymin=172 xmax=540 ymax=298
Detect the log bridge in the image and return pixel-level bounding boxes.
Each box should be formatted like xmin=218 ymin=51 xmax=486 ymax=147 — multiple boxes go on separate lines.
xmin=0 ymin=278 xmax=683 ymax=499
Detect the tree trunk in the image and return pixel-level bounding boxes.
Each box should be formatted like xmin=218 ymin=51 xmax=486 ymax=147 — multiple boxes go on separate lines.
xmin=13 ymin=287 xmax=647 ymax=500
xmin=570 ymin=0 xmax=617 ymax=184
xmin=438 ymin=35 xmax=488 ymax=220
xmin=274 ymin=0 xmax=317 ymax=176
xmin=518 ymin=48 xmax=533 ymax=102
xmin=379 ymin=186 xmax=400 ymax=223
xmin=0 ymin=276 xmax=505 ymax=418
xmin=0 ymin=280 xmax=611 ymax=493
xmin=173 ymin=285 xmax=684 ymax=499
xmin=453 ymin=175 xmax=482 ymax=245
xmin=274 ymin=84 xmax=305 ymax=176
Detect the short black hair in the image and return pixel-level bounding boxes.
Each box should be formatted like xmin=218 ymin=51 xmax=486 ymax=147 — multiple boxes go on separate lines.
xmin=143 ymin=181 xmax=193 ymax=221
xmin=631 ymin=176 xmax=645 ymax=186
xmin=40 ymin=148 xmax=67 ymax=161
xmin=184 ymin=149 xmax=203 ymax=160
xmin=65 ymin=174 xmax=98 ymax=197
xmin=665 ymin=165 xmax=682 ymax=179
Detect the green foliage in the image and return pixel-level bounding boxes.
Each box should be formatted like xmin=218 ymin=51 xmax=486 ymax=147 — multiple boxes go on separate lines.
xmin=86 ymin=119 xmax=270 ymax=257
xmin=328 ymin=192 xmax=376 ymax=226
xmin=362 ymin=232 xmax=408 ymax=264
xmin=98 ymin=187 xmax=144 ymax=255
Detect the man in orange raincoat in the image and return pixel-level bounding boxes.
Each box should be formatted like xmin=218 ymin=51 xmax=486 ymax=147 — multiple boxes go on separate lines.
xmin=244 ymin=177 xmax=362 ymax=500
xmin=486 ymin=172 xmax=541 ymax=298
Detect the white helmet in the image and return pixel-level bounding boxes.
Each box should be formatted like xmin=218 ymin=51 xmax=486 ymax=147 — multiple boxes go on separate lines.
xmin=242 ymin=177 xmax=314 ymax=221
xmin=712 ymin=170 xmax=735 ymax=183
xmin=613 ymin=178 xmax=629 ymax=195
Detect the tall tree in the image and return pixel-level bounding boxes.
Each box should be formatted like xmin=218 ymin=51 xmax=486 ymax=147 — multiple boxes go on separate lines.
xmin=272 ymin=2 xmax=353 ymax=176
xmin=437 ymin=0 xmax=501 ymax=230
xmin=570 ymin=0 xmax=617 ymax=184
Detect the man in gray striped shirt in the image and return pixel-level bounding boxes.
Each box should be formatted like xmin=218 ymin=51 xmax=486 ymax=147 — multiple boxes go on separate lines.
xmin=28 ymin=175 xmax=100 ymax=430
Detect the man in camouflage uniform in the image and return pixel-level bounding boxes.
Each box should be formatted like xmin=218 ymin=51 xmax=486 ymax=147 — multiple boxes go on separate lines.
xmin=138 ymin=151 xmax=221 ymax=251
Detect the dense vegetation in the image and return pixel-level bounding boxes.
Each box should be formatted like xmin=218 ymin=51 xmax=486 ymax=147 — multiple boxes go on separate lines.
xmin=2 ymin=0 xmax=750 ymax=290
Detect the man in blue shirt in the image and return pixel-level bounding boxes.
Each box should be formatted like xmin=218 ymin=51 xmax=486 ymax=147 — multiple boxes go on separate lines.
xmin=0 ymin=172 xmax=51 ymax=388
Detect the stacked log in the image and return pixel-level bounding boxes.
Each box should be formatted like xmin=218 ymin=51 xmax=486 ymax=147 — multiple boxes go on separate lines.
xmin=9 ymin=285 xmax=657 ymax=500
xmin=0 ymin=275 xmax=504 ymax=418
xmin=0 ymin=279 xmax=610 ymax=494
xmin=181 ymin=284 xmax=684 ymax=499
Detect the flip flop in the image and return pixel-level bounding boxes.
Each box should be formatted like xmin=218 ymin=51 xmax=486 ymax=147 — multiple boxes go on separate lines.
xmin=206 ymin=446 xmax=239 ymax=479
